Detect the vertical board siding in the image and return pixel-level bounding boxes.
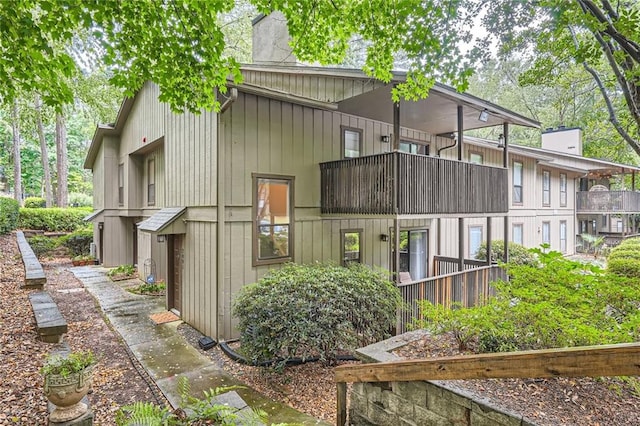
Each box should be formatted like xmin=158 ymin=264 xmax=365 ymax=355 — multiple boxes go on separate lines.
xmin=165 ymin=109 xmax=216 ymax=207
xmin=182 ymin=222 xmax=217 ymax=338
xmin=241 ymin=70 xmax=387 ymax=103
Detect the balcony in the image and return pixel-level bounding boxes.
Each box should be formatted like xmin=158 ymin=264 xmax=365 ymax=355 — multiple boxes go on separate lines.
xmin=320 ymin=152 xmax=508 ymax=216
xmin=576 ymin=191 xmax=640 ymax=214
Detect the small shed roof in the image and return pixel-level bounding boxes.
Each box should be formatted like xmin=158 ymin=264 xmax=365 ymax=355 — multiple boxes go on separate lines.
xmin=137 ymin=207 xmax=187 ymax=233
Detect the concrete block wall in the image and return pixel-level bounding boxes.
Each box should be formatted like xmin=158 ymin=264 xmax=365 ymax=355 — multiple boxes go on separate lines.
xmin=349 ymin=380 xmax=534 ymax=426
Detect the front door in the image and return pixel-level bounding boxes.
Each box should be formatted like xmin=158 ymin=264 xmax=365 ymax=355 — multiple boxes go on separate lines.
xmin=168 ymin=234 xmax=184 ymax=314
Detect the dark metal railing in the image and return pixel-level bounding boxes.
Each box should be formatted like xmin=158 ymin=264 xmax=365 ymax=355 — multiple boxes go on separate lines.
xmin=320 ymin=152 xmax=508 ymax=216
xmin=397 ymin=265 xmax=507 ymax=333
xmin=576 ymin=191 xmax=640 ymax=213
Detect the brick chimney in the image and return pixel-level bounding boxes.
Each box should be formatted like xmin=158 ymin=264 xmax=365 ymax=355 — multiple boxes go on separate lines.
xmin=541 ymin=126 xmax=583 ymax=156
xmin=252 ymin=12 xmax=297 ymax=65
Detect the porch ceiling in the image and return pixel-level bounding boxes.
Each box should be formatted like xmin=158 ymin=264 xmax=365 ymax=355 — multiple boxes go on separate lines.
xmin=337 ymin=84 xmax=539 ymax=135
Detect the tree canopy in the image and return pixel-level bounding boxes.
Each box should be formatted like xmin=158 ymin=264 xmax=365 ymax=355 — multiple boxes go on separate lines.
xmin=0 ymin=1 xmax=638 ymax=154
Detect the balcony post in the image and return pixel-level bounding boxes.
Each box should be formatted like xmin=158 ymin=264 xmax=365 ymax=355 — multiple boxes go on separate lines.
xmin=458 ymin=218 xmax=464 ymax=272
xmin=503 ymin=123 xmax=509 ymax=263
xmin=486 ymin=217 xmax=492 ymax=266
xmin=457 ymin=105 xmax=463 ymax=161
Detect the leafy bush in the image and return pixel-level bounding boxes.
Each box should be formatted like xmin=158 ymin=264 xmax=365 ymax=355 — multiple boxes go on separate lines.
xmin=475 ymin=240 xmax=538 ymax=266
xmin=60 ymin=228 xmax=94 ymax=256
xmin=23 ymin=197 xmax=46 ymax=208
xmin=0 ymin=197 xmax=19 ymax=234
xmin=41 ymin=351 xmax=96 ymax=377
xmin=233 ymin=262 xmax=402 ymax=365
xmin=416 ymin=248 xmax=640 ymax=353
xmin=108 ymin=264 xmax=137 ymax=278
xmin=608 ymin=239 xmax=640 ymax=278
xmin=27 ymin=236 xmax=61 ymax=258
xmin=116 ymin=377 xmax=266 ymax=425
xmin=19 ymin=207 xmax=91 ymax=232
xmin=69 ymin=192 xmax=93 ymax=207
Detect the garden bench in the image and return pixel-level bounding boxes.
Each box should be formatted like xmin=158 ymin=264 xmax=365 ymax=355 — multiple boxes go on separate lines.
xmin=28 ymin=292 xmax=68 ymax=343
xmin=16 ymin=230 xmax=46 ymax=289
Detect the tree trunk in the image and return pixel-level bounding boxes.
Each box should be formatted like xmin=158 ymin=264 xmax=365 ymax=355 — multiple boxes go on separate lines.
xmin=55 ymin=112 xmax=68 ymax=207
xmin=11 ymin=100 xmax=22 ymax=204
xmin=35 ymin=94 xmax=53 ymax=207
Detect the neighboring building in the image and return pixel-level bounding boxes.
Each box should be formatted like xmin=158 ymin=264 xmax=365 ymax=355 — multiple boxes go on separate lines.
xmin=84 ymin=15 xmax=639 ymax=340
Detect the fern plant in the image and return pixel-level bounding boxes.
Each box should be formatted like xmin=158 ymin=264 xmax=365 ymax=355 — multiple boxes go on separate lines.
xmin=116 ymin=377 xmax=269 ymax=425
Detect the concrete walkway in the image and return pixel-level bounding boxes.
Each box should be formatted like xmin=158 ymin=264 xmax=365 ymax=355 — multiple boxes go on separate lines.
xmin=70 ymin=266 xmax=326 ymax=425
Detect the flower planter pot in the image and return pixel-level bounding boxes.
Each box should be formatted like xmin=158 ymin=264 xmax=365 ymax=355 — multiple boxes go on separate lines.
xmin=44 ymin=366 xmax=94 ymax=422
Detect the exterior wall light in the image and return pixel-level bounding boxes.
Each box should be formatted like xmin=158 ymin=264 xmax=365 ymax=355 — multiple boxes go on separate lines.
xmin=478 ymin=109 xmax=489 ymax=122
xmin=381 ymin=135 xmax=390 ymax=143
xmin=157 ymin=235 xmax=166 ymax=243
xmin=497 ymin=134 xmax=505 ymax=148
xmin=380 ymin=234 xmax=389 ymax=242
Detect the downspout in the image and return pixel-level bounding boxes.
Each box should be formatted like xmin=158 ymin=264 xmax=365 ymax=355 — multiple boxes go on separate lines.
xmin=437 ymin=135 xmax=457 ymax=157
xmin=216 ymin=88 xmax=238 ymax=342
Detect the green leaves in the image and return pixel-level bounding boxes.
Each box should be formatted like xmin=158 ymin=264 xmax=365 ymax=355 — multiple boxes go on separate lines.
xmin=232 ymin=262 xmax=402 ymax=366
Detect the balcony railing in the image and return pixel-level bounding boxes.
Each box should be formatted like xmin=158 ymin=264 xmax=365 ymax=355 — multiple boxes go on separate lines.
xmin=320 ymin=152 xmax=508 ymax=215
xmin=576 ymin=191 xmax=640 ymax=213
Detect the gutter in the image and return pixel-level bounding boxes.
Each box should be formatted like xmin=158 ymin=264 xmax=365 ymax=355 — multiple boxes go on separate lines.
xmin=216 ymin=88 xmax=238 ymax=342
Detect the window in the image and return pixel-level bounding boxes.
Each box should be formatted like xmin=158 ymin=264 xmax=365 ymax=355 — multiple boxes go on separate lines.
xmin=342 ymin=126 xmax=362 ymax=158
xmin=253 ymin=174 xmax=294 ymax=265
xmin=147 ymin=158 xmax=155 ymax=206
xmin=560 ymin=221 xmax=567 ymax=253
xmin=513 ymin=161 xmax=523 ymax=204
xmin=512 ymin=223 xmax=523 ymax=245
xmin=542 ymin=170 xmax=550 ymax=206
xmin=542 ymin=221 xmax=551 ymax=245
xmin=342 ymin=229 xmax=362 ymax=266
xmin=118 ymin=163 xmax=124 ymax=206
xmin=560 ymin=173 xmax=567 ymax=206
xmin=617 ymin=220 xmax=623 ymax=232
xmin=602 ymin=214 xmax=608 ymax=228
xmin=469 ymin=226 xmax=483 ymax=258
xmin=469 ymin=152 xmax=483 ymax=165
xmin=399 ymin=140 xmax=429 ymax=155
xmin=398 ymin=229 xmax=428 ymax=281
xmin=580 ymin=220 xmax=588 ymax=234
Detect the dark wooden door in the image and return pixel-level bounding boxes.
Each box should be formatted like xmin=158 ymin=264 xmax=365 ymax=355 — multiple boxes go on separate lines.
xmin=169 ymin=234 xmax=184 ymax=314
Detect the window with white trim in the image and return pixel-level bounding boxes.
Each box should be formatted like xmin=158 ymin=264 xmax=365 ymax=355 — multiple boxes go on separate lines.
xmin=560 ymin=221 xmax=567 ymax=253
xmin=512 ymin=223 xmax=523 ymax=245
xmin=469 ymin=226 xmax=483 ymax=258
xmin=342 ymin=127 xmax=362 ymax=158
xmin=560 ymin=173 xmax=567 ymax=206
xmin=542 ymin=221 xmax=551 ymax=245
xmin=542 ymin=170 xmax=550 ymax=206
xmin=513 ymin=161 xmax=523 ymax=204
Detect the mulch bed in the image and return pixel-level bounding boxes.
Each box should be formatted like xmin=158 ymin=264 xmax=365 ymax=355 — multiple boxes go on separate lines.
xmin=393 ymin=332 xmax=640 ymax=425
xmin=0 ymin=232 xmax=166 ymax=425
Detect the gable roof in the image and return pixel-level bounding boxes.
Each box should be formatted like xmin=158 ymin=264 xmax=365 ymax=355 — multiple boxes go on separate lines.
xmin=137 ymin=207 xmax=187 ymax=233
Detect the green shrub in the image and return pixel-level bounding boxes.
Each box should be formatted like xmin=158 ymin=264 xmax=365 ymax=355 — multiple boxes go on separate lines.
xmin=19 ymin=207 xmax=91 ymax=232
xmin=108 ymin=264 xmax=136 ymax=277
xmin=69 ymin=192 xmax=93 ymax=207
xmin=59 ymin=228 xmax=94 ymax=256
xmin=608 ymin=258 xmax=640 ymax=279
xmin=475 ymin=240 xmax=538 ymax=266
xmin=23 ymin=197 xmax=46 ymax=208
xmin=27 ymin=236 xmax=61 ymax=258
xmin=416 ymin=249 xmax=640 ymax=353
xmin=0 ymin=197 xmax=19 ymax=234
xmin=608 ymin=240 xmax=640 ymax=278
xmin=233 ymin=262 xmax=402 ymax=365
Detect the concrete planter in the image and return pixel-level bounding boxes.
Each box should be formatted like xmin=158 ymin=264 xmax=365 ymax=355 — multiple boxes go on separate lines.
xmin=44 ymin=366 xmax=94 ymax=422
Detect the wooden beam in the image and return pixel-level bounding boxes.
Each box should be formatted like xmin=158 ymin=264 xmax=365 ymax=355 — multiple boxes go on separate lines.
xmin=336 ymin=382 xmax=347 ymax=426
xmin=335 ymin=342 xmax=640 ymax=383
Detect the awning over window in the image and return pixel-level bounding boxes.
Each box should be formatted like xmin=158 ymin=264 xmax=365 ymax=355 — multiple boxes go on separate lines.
xmin=84 ymin=209 xmax=104 ymax=222
xmin=138 ymin=207 xmax=187 ymax=234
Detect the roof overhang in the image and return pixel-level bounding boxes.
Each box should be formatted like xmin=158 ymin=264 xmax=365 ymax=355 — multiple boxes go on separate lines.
xmin=83 ymin=209 xmax=104 ymax=222
xmin=239 ymin=64 xmax=540 ymax=134
xmin=137 ymin=207 xmax=187 ymax=234
xmin=83 ymin=97 xmax=135 ymax=169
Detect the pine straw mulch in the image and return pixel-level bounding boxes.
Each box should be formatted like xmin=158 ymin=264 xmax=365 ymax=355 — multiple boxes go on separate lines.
xmin=0 ymin=232 xmax=166 ymax=425
xmin=392 ymin=332 xmax=640 ymax=426
xmin=178 ymin=323 xmax=355 ymax=424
